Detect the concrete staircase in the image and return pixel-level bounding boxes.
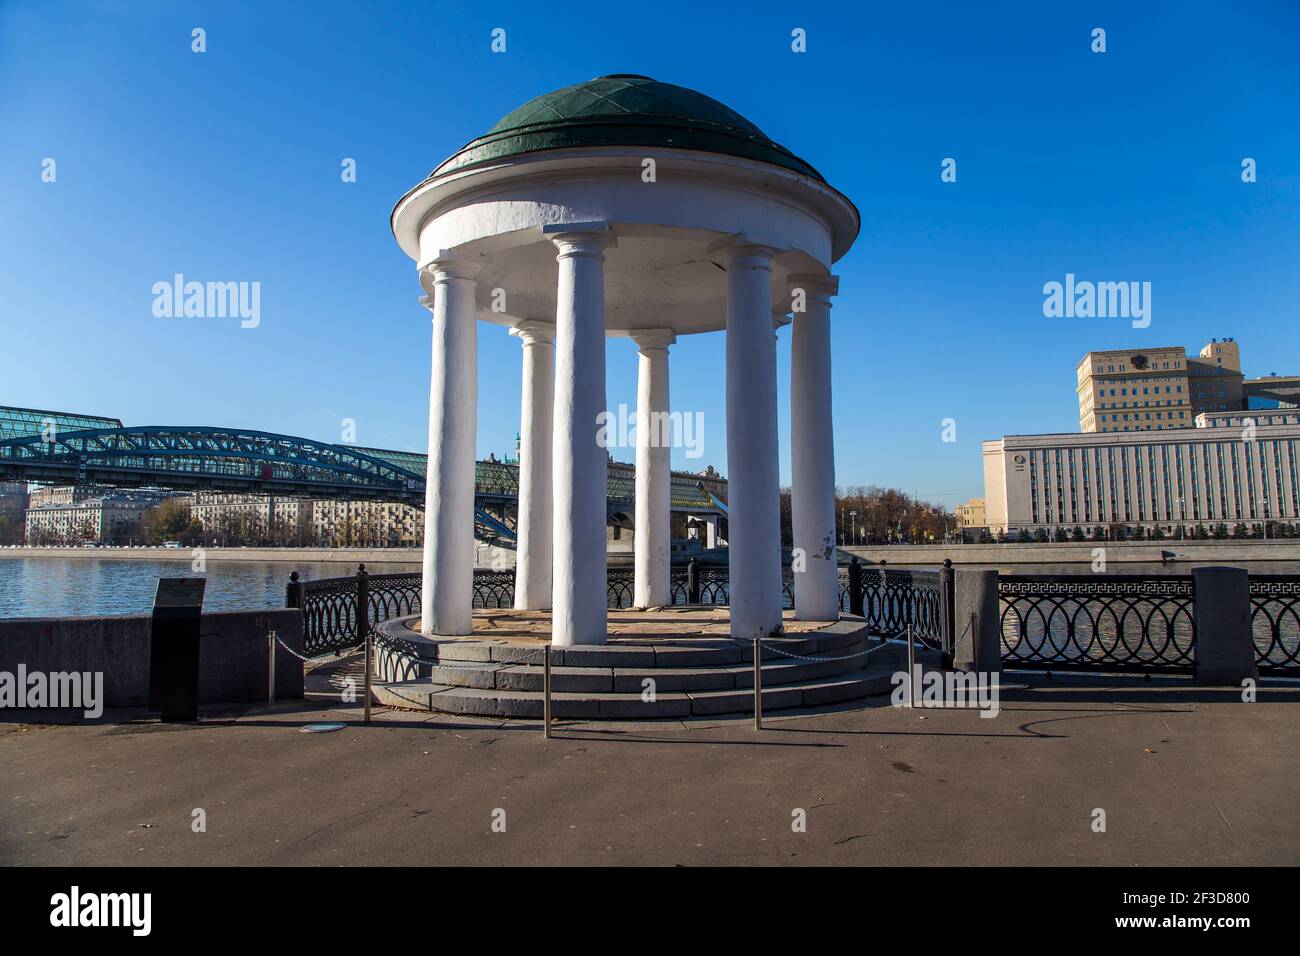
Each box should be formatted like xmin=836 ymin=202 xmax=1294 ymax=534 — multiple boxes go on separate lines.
xmin=370 ymin=618 xmax=903 ymax=720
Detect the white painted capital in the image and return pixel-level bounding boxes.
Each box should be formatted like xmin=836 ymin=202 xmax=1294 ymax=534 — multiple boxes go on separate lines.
xmin=421 ymin=250 xmax=484 ymax=286
xmin=629 ymin=328 xmax=676 ymax=352
xmin=714 ymin=239 xmax=780 ymax=271
xmin=544 ymin=221 xmax=615 ymax=258
xmin=787 ymin=273 xmax=840 ymax=305
xmin=509 ymin=320 xmax=556 ymax=346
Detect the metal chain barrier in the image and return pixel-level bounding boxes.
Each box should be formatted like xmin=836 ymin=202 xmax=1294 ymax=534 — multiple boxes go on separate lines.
xmin=275 ymin=632 xmax=357 ymax=664
xmin=743 ymin=635 xmax=897 ymax=664
xmin=949 ymin=615 xmax=974 ymax=663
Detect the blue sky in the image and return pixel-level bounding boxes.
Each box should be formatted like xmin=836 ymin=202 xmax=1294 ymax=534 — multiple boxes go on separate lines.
xmin=2 ymin=0 xmax=1298 ymax=509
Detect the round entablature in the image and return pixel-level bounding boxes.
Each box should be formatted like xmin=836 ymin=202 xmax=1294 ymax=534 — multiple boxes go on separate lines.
xmin=431 ymin=227 xmax=822 ymax=337
xmin=394 ymin=150 xmax=857 ymax=337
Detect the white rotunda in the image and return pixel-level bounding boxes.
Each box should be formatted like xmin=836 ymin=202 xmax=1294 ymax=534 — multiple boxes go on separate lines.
xmin=391 ymin=74 xmax=859 ymax=646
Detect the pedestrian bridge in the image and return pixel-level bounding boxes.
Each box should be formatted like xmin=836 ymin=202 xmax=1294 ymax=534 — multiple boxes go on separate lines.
xmin=0 ymin=405 xmax=725 ymax=545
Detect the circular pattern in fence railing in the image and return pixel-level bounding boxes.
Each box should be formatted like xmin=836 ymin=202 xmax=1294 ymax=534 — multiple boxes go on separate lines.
xmin=998 ymin=581 xmax=1195 ymax=671
xmin=1250 ymin=582 xmax=1300 ymax=673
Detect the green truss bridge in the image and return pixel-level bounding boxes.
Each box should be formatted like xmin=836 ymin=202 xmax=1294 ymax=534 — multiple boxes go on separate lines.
xmin=0 ymin=406 xmax=726 ymax=546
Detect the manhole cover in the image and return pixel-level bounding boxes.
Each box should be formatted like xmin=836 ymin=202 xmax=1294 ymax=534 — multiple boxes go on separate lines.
xmin=300 ymin=722 xmax=347 ymax=734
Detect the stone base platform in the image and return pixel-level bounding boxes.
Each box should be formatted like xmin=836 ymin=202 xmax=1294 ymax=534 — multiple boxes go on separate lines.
xmin=370 ymin=608 xmax=900 ymax=720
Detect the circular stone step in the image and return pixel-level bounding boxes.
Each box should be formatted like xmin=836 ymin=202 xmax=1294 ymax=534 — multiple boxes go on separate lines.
xmin=369 ymin=614 xmax=901 ymax=720
xmin=370 ymin=672 xmax=896 ymax=720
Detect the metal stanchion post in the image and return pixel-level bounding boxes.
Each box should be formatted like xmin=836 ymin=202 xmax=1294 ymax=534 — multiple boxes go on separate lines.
xmin=753 ymin=637 xmax=762 ymax=730
xmin=848 ymin=556 xmax=863 ymax=617
xmin=358 ymin=564 xmax=371 ymax=725
xmin=363 ymin=631 xmax=372 ymax=725
xmin=907 ymin=623 xmax=917 ymax=708
xmin=267 ymin=630 xmax=276 ymax=707
xmin=543 ymin=644 xmax=552 ymax=739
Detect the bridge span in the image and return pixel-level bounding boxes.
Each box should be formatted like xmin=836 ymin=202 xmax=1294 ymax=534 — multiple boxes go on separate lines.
xmin=0 ymin=405 xmax=726 ymax=546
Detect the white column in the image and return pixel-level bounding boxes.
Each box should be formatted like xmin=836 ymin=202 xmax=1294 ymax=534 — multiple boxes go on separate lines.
xmin=705 ymin=516 xmax=718 ymax=550
xmin=546 ymin=223 xmax=613 ymax=646
xmin=419 ymin=257 xmax=478 ymax=635
xmin=788 ymin=274 xmax=840 ymax=621
xmin=631 ymin=329 xmax=676 ymax=608
xmin=722 ymin=242 xmax=783 ymax=639
xmin=510 ymin=321 xmax=555 ymax=610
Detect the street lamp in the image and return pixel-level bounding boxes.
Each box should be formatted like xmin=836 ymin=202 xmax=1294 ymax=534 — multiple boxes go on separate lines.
xmin=1263 ymin=496 xmax=1269 ymax=540
xmin=1177 ymin=497 xmax=1185 ymax=541
xmin=849 ymin=510 xmax=857 ymax=546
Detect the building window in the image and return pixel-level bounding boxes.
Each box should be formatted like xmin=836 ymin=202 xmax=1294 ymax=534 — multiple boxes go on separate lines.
xmin=1029 ymin=452 xmax=1039 ymax=524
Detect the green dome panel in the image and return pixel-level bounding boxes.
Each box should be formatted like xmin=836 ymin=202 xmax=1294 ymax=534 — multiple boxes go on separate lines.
xmin=431 ymin=75 xmax=823 ymax=181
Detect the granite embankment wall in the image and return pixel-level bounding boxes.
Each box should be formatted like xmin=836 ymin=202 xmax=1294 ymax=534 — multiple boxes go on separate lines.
xmin=842 ymin=540 xmax=1300 ymax=565
xmin=0 ymin=609 xmax=304 ymax=709
xmin=4 ymin=539 xmax=1299 ymax=568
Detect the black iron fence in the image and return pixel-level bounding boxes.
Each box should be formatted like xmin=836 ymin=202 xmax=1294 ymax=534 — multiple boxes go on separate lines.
xmin=287 ymin=566 xmax=422 ymax=655
xmin=289 ymin=559 xmax=951 ymax=660
xmin=287 ymin=561 xmax=1299 ymax=675
xmin=472 ymin=571 xmax=515 ymax=609
xmin=998 ymin=575 xmax=1197 ymax=673
xmin=856 ymin=566 xmax=953 ymax=656
xmin=290 ymin=559 xmax=804 ymax=655
xmin=1250 ymin=576 xmax=1300 ymax=674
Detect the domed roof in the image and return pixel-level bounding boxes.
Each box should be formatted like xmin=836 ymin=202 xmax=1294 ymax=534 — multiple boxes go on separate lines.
xmin=430 ymin=74 xmax=824 ymax=181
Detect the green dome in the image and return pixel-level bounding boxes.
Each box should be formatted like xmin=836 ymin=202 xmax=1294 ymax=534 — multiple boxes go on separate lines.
xmin=431 ymin=74 xmax=824 ymax=181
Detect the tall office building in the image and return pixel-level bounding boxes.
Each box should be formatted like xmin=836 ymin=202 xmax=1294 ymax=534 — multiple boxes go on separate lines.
xmin=1076 ymin=338 xmax=1248 ymax=433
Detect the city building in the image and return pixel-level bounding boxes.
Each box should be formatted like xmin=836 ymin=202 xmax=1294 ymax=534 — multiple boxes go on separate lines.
xmin=1076 ymin=338 xmax=1300 ymax=434
xmin=1245 ymin=373 xmax=1300 ymax=410
xmin=955 ymin=497 xmax=987 ymax=531
xmin=1187 ymin=338 xmax=1244 ymax=417
xmin=983 ymin=409 xmax=1300 ymax=537
xmin=1075 ymin=339 xmax=1258 ymax=433
xmin=188 ymin=492 xmax=316 ymax=546
xmin=27 ymin=484 xmax=102 ymax=508
xmin=1076 ymin=345 xmax=1192 ymax=432
xmin=309 ymin=499 xmax=421 ymax=548
xmin=24 ymin=490 xmax=172 ymax=545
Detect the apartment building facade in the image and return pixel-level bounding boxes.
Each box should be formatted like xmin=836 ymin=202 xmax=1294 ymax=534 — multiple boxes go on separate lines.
xmin=24 ymin=490 xmax=171 ymax=545
xmin=955 ymin=497 xmax=987 ymax=530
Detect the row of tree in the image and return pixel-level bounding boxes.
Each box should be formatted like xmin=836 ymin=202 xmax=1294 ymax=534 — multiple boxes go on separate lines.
xmin=988 ymin=521 xmax=1300 ymax=543
xmin=778 ymin=485 xmax=955 ymax=546
xmin=0 ymin=512 xmax=23 ymax=546
xmin=139 ymin=499 xmax=204 ymax=545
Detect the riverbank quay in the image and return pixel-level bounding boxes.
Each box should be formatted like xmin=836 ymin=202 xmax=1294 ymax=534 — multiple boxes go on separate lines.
xmin=844 ymin=539 xmax=1300 ymax=565
xmin=7 ymin=538 xmax=1300 ymax=567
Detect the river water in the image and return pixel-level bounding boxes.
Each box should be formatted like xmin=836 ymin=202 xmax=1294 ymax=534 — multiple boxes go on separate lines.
xmin=0 ymin=557 xmax=418 ymax=619
xmin=1 ymin=554 xmax=1297 ymax=619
